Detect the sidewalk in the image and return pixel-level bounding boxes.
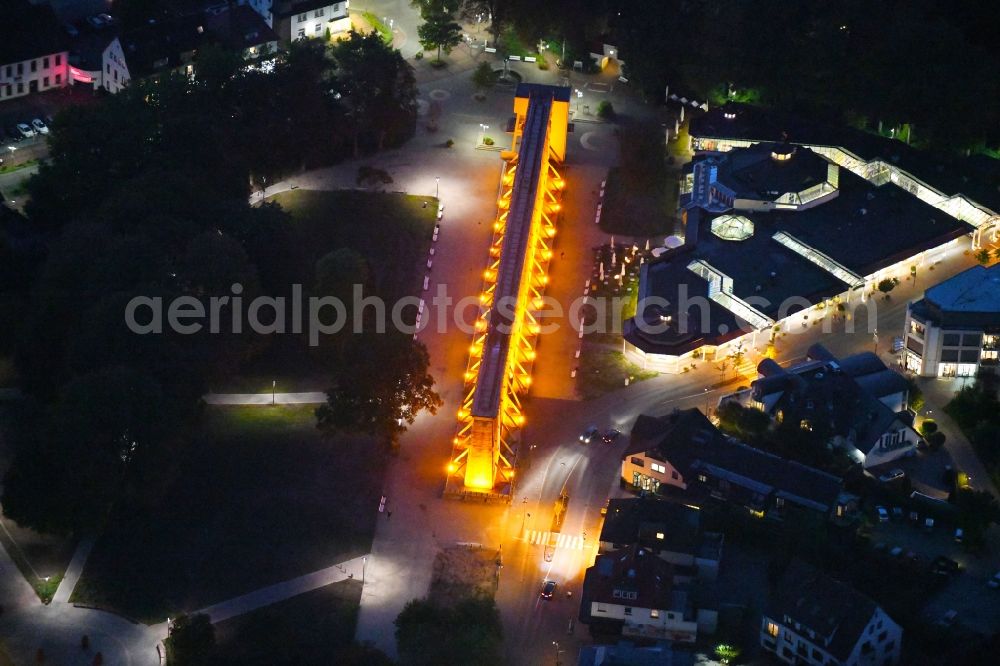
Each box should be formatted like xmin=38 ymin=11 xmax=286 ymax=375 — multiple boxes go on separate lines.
xmin=51 ymin=539 xmax=94 ymax=604
xmin=920 ymin=377 xmax=999 ymax=499
xmin=203 ymin=391 xmax=327 ymax=405
xmin=190 ymin=555 xmax=367 ymax=624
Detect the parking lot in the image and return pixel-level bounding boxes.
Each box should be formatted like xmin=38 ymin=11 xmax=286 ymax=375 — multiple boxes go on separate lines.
xmin=871 ymin=518 xmax=1000 ymax=635
xmin=1 ymin=86 xmax=98 ymax=165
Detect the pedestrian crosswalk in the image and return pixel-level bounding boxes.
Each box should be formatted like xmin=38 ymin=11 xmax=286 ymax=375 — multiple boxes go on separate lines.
xmin=523 ymin=529 xmax=586 ymax=551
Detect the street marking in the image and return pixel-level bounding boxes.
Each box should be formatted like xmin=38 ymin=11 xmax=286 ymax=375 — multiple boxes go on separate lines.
xmin=523 ymin=530 xmax=585 ymax=550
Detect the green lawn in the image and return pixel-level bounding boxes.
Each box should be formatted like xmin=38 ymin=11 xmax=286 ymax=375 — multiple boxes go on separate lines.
xmin=360 ymin=11 xmax=393 ymax=45
xmin=214 ymin=189 xmax=437 ymax=392
xmin=576 ymin=349 xmax=657 ymax=400
xmin=268 ymin=189 xmax=436 ymax=304
xmin=213 ymin=579 xmax=363 ymax=665
xmin=72 ymin=404 xmax=383 ymax=622
xmin=600 ymin=121 xmax=678 ymax=237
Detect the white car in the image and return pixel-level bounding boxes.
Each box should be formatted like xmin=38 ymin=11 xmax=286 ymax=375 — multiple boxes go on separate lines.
xmin=876 ymin=506 xmax=889 ymax=523
xmin=31 ymin=118 xmax=49 ymax=134
xmin=15 ymin=123 xmax=35 ymax=139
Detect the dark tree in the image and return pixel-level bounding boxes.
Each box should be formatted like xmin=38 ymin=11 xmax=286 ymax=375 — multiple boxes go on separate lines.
xmin=316 ymin=333 xmax=442 ymax=444
xmin=331 ymin=31 xmax=418 ymax=155
xmin=417 ymin=1 xmax=463 ymax=63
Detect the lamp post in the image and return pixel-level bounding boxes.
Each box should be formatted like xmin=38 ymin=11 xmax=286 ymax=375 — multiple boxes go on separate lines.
xmin=271 ymin=379 xmax=276 ymax=405
xmin=479 ymin=123 xmax=489 ymax=144
xmin=552 ymin=641 xmax=564 ymax=666
xmin=362 ymin=555 xmax=367 ymax=584
xmin=435 ymin=176 xmax=440 ymax=199
xmin=873 ymin=328 xmax=879 ymax=353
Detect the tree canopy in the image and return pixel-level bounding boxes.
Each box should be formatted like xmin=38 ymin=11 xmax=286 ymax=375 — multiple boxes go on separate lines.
xmin=395 ymin=596 xmax=504 ymax=666
xmin=417 ymin=1 xmax=464 ymax=62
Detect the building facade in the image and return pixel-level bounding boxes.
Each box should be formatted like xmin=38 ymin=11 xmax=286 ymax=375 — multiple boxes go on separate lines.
xmin=580 ymin=545 xmax=716 ymax=643
xmin=625 ymin=103 xmax=1000 ymax=374
xmin=274 ymin=1 xmax=351 ymax=42
xmin=903 ymin=263 xmax=1000 ymax=377
xmin=0 ymin=3 xmax=70 ymax=102
xmin=761 ymin=560 xmax=902 ymax=666
xmin=731 ymin=344 xmax=921 ymax=470
xmin=623 ymin=409 xmax=853 ymax=521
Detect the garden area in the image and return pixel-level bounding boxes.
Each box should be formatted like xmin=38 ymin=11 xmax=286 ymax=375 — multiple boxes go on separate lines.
xmin=219 ymin=189 xmax=437 ymax=392
xmin=71 ymin=404 xmax=384 ymax=622
xmin=600 ymin=120 xmax=679 ymax=237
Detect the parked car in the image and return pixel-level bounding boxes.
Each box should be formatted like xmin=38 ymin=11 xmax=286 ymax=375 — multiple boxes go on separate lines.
xmin=14 ymin=123 xmax=34 ymax=139
xmin=954 ymin=528 xmax=964 ymax=543
xmin=876 ymin=506 xmax=889 ymax=523
xmin=31 ymin=118 xmax=48 ymax=134
xmin=988 ymin=572 xmax=1000 ymax=589
xmin=541 ymin=580 xmax=557 ymax=599
xmin=602 ymin=428 xmax=621 ymax=444
xmin=889 ymin=546 xmax=904 ymax=558
xmin=879 ymin=468 xmax=906 ymax=483
xmin=579 ymin=426 xmax=600 ymax=444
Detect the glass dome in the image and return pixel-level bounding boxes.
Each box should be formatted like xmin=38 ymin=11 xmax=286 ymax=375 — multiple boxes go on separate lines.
xmin=711 ymin=214 xmax=754 ymax=241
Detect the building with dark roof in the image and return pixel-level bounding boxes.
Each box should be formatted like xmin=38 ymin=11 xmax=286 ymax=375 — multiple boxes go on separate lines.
xmin=903 ymin=263 xmax=1000 ymax=377
xmin=761 ymin=560 xmax=902 ymax=666
xmin=731 ymin=344 xmax=920 ymax=470
xmin=598 ymin=498 xmax=723 ymax=581
xmin=622 ymin=409 xmax=852 ymax=521
xmin=0 ymin=1 xmax=71 ymax=102
xmin=579 ymin=545 xmax=717 ymax=643
xmin=625 ymin=103 xmax=1000 ymax=373
xmin=119 ymin=3 xmax=278 ymax=80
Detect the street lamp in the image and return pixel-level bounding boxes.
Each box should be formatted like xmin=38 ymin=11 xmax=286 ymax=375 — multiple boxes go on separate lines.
xmin=552 ymin=641 xmax=564 ymax=666
xmin=435 ymin=176 xmax=440 ymax=199
xmin=362 ymin=555 xmax=367 ymax=584
xmin=271 ymin=379 xmax=276 ymax=406
xmin=873 ymin=328 xmax=879 ymax=353
xmin=479 ymin=123 xmax=490 ymax=144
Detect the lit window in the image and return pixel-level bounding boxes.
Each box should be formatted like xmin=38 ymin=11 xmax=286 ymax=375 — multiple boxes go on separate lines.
xmin=650 ymin=609 xmax=659 ymax=618
xmin=697 ymin=474 xmax=707 ymax=483
xmin=767 ymin=622 xmax=779 ymax=637
xmin=651 ymin=462 xmax=666 ymax=474
xmin=656 ymin=532 xmax=664 ymax=540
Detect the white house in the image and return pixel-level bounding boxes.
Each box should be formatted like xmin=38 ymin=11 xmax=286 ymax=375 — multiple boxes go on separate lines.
xmin=740 ymin=344 xmax=921 ymax=470
xmin=70 ymin=35 xmax=131 ymax=94
xmin=762 ymin=560 xmax=902 ymax=666
xmin=274 ymin=0 xmax=350 ymax=42
xmin=580 ymin=545 xmax=715 ymax=643
xmin=0 ymin=2 xmax=71 ymax=102
xmin=903 ymin=263 xmax=1000 ymax=378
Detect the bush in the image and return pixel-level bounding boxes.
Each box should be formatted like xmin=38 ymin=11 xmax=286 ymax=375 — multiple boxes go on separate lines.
xmin=445 ymin=139 xmax=454 ymax=148
xmin=414 ymin=51 xmax=424 ymax=60
xmin=537 ymin=60 xmax=549 ymax=70
xmin=927 ymin=431 xmax=946 ymax=450
xmin=482 ymin=136 xmax=494 ymax=146
xmin=920 ymin=419 xmax=938 ymax=436
xmin=597 ymin=100 xmax=616 ymax=120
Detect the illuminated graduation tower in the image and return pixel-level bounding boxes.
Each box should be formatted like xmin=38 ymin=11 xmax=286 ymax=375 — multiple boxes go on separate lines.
xmin=445 ymin=84 xmax=569 ymax=502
